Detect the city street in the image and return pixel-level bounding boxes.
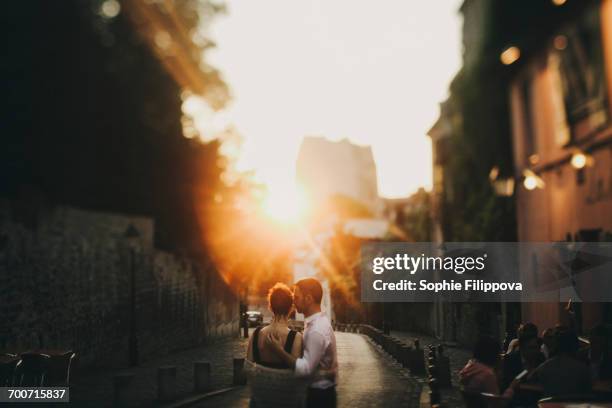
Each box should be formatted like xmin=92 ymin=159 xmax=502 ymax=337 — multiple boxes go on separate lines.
xmin=5 ymin=1 xmax=612 ymax=407
xmin=202 ymin=332 xmax=421 ymax=407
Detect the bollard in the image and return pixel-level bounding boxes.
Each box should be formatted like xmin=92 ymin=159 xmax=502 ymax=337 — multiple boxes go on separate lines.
xmin=194 ymin=361 xmax=211 ymax=392
xmin=390 ymin=338 xmax=397 ymax=357
xmin=113 ymin=372 xmax=135 ymax=407
xmin=388 ymin=337 xmax=397 ymax=357
xmin=429 ymin=377 xmax=440 ymax=405
xmin=399 ymin=343 xmax=412 ymax=368
xmin=409 ymin=345 xmax=426 ymax=375
xmin=233 ymin=358 xmax=246 ymax=385
xmin=392 ymin=338 xmax=403 ymax=360
xmin=428 ymin=363 xmax=438 ymax=379
xmin=383 ymin=335 xmax=393 ymax=354
xmin=437 ymin=344 xmax=444 ymax=356
xmin=157 ymin=366 xmax=177 ymax=402
xmin=436 ymin=354 xmax=452 ymax=388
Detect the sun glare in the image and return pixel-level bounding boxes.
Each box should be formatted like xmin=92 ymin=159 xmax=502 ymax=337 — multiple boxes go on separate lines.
xmin=262 ymin=184 xmax=308 ymax=223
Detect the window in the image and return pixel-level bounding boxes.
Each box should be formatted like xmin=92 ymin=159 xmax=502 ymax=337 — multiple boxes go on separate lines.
xmin=519 ymin=73 xmax=537 ymax=161
xmin=554 ymin=5 xmax=609 ymax=140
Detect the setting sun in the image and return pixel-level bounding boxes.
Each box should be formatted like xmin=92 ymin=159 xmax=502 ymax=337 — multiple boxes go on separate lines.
xmin=262 ymin=184 xmax=309 ymax=223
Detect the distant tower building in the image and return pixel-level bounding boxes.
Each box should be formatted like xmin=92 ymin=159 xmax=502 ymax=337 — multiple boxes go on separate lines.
xmin=294 ymin=136 xmax=382 ymax=324
xmin=296 ymin=136 xmax=380 ymax=213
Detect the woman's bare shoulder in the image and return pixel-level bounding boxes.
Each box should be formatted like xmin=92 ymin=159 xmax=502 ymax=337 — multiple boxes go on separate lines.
xmin=291 ymin=331 xmax=304 ymax=357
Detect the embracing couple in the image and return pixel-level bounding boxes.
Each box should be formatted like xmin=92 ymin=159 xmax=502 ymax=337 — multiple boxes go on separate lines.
xmin=245 ymin=277 xmax=338 ymax=408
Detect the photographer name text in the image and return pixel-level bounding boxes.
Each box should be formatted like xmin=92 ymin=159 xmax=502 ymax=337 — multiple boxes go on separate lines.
xmin=373 ymin=279 xmax=523 ymax=293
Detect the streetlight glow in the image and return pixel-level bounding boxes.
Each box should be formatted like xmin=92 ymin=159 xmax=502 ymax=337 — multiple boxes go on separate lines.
xmin=570 ymin=149 xmax=594 ymax=170
xmin=522 ymin=169 xmax=545 ymax=190
xmin=571 ymin=152 xmax=587 ymax=169
xmin=501 ymin=46 xmax=521 ymax=65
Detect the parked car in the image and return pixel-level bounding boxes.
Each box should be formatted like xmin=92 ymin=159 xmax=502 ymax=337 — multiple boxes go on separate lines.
xmin=246 ymin=311 xmax=263 ymax=327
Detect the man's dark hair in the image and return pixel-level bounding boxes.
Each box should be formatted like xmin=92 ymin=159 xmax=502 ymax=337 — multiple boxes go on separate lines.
xmin=268 ymin=282 xmax=293 ymax=316
xmin=295 ymin=277 xmax=323 ymax=305
xmin=555 ymin=326 xmax=580 ymax=355
xmin=473 ymin=336 xmax=500 ymax=367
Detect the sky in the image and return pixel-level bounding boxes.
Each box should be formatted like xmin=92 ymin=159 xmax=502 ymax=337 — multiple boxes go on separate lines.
xmin=207 ymin=0 xmax=463 ymax=198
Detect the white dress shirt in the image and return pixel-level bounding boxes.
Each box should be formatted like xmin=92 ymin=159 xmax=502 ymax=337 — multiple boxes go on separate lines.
xmin=294 ymin=312 xmax=338 ymax=389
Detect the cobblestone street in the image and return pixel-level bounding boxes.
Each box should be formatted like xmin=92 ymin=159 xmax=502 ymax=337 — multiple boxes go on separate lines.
xmin=202 ymin=332 xmax=421 ymax=408
xmin=68 ymin=329 xmax=471 ymax=407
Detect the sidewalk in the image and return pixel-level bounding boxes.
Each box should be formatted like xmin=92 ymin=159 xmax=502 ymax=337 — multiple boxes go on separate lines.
xmin=70 ymin=334 xmax=249 ymax=407
xmin=392 ymin=330 xmax=471 ymax=408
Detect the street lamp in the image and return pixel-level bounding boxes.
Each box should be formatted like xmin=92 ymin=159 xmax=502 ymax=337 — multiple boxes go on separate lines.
xmin=500 ymin=46 xmax=521 ymax=65
xmin=522 ymin=169 xmax=545 ymax=191
xmin=124 ymin=224 xmax=140 ymax=367
xmin=570 ymin=150 xmax=593 ymax=170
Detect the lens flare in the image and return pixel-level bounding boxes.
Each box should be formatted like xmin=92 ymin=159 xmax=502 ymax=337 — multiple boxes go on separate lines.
xmin=262 ymin=184 xmax=309 ymax=223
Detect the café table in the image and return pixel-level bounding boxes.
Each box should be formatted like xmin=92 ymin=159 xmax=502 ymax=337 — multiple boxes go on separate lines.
xmin=518 ymin=383 xmax=545 ymax=393
xmin=0 ymin=355 xmax=20 ymax=365
xmin=535 ymin=380 xmax=612 ymax=408
xmin=24 ymin=349 xmax=72 ymax=357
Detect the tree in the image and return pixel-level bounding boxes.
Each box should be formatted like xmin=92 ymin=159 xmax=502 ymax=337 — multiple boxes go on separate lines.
xmin=0 ymin=0 xmax=230 ymax=256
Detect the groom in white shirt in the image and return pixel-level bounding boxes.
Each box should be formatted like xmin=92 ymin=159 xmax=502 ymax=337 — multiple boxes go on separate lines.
xmin=266 ymin=277 xmax=338 ymax=407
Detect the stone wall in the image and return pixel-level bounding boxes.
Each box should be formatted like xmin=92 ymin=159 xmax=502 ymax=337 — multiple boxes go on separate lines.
xmin=0 ymin=200 xmax=239 ymax=368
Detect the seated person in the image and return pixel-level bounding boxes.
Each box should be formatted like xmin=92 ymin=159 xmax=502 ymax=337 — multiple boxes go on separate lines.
xmin=506 ymin=322 xmax=538 ymax=354
xmin=502 ymin=326 xmax=545 ymax=390
xmin=460 ymin=336 xmax=516 ymax=398
xmin=540 ymin=328 xmax=556 ymax=360
xmin=529 ymin=326 xmax=591 ymax=397
xmin=587 ymin=324 xmax=612 ymax=381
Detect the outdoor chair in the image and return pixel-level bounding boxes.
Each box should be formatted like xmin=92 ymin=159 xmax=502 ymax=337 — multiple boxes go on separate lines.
xmin=480 ymin=392 xmax=511 ymax=408
xmin=46 ymin=351 xmax=76 ymax=386
xmin=17 ymin=352 xmax=50 ymax=386
xmin=0 ymin=355 xmax=21 ymax=386
xmin=538 ymin=394 xmax=610 ymax=404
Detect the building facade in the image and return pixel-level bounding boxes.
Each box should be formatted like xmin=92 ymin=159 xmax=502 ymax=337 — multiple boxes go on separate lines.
xmin=297 ymin=136 xmax=380 ymax=215
xmin=508 ymin=0 xmax=612 ymax=332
